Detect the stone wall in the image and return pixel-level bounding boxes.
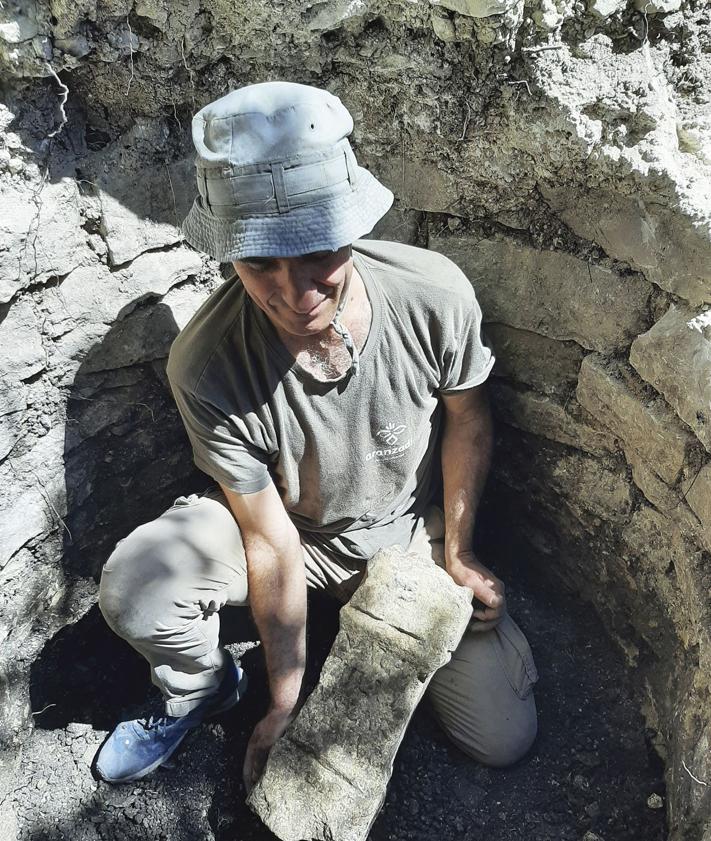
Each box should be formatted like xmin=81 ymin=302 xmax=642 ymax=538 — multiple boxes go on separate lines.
xmin=1 ymin=1 xmax=709 ymax=837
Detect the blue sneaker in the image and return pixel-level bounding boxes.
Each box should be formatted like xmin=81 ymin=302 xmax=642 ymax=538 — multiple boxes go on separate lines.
xmin=96 ymin=652 xmax=247 ymax=782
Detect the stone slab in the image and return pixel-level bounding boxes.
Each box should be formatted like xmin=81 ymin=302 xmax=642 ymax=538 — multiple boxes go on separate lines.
xmin=486 ymin=322 xmax=585 ymax=397
xmin=48 ymin=246 xmax=202 ymax=327
xmin=429 ymin=234 xmax=651 ymax=351
xmin=365 ymin=153 xmax=457 ymax=215
xmin=629 ymin=304 xmax=711 ymax=453
xmin=576 ymin=353 xmax=696 ymax=484
xmin=247 ymin=546 xmax=473 ymax=841
xmin=491 ymin=381 xmax=617 ymax=456
xmin=621 ymin=505 xmax=708 ymax=653
xmin=624 ymin=448 xmax=711 ymax=555
xmin=0 ymin=427 xmax=65 ymax=566
xmin=684 ymin=461 xmax=711 ymax=533
xmin=541 ymin=186 xmax=711 ymax=307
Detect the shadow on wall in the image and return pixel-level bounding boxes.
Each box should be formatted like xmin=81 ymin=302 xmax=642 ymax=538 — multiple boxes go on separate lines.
xmin=29 ymin=299 xmax=208 ymax=730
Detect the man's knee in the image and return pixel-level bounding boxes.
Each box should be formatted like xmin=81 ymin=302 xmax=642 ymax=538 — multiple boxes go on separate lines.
xmin=98 ymin=524 xmax=170 ymax=643
xmin=466 ymin=700 xmax=538 ymax=768
xmin=428 ymin=614 xmax=539 ymax=768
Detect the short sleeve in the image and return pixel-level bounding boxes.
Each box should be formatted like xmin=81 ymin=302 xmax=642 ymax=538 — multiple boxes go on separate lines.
xmin=170 ymin=381 xmax=272 ymax=495
xmin=438 ymin=280 xmax=495 ymax=393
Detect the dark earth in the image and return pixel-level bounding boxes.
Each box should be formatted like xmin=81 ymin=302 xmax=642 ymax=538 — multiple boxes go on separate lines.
xmin=13 ymin=533 xmax=667 ymax=841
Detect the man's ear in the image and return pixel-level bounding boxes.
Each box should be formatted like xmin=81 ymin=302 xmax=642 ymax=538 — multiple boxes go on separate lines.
xmin=221 ymin=261 xmax=239 ymax=282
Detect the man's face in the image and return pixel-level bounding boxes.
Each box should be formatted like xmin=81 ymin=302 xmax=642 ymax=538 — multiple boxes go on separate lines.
xmin=232 ymin=245 xmax=353 ymax=339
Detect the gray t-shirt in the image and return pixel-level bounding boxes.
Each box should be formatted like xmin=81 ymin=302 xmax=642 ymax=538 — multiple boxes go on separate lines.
xmin=166 ymin=239 xmax=494 ymax=563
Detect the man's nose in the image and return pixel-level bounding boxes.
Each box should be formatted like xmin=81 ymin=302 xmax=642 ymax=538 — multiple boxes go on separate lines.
xmin=283 ymin=263 xmax=323 ymax=312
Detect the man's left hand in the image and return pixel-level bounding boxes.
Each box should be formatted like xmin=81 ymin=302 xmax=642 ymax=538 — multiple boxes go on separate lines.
xmin=242 ymin=706 xmax=296 ymax=794
xmin=445 ymin=550 xmax=506 ymax=632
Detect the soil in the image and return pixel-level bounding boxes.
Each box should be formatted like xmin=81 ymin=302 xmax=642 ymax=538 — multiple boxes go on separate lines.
xmin=11 ymin=544 xmax=667 ymax=841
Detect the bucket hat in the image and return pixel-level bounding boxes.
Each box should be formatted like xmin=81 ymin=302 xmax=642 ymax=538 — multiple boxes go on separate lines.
xmin=181 ymin=81 xmax=394 ymax=261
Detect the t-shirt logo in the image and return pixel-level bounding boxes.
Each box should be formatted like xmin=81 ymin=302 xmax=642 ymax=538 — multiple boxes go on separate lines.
xmin=366 ymin=423 xmax=412 ymax=462
xmin=377 ymin=423 xmax=406 ymax=446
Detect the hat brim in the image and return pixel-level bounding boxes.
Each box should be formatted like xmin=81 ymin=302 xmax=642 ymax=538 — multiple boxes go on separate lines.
xmin=180 ymin=167 xmax=394 ymax=262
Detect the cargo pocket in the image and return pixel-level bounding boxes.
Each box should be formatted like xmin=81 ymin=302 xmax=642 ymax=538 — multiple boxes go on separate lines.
xmin=492 ymin=614 xmax=539 ymax=700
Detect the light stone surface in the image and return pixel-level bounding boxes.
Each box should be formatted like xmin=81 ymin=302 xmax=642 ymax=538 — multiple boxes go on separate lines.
xmin=430 ymin=234 xmax=651 ymax=351
xmin=0 ymin=179 xmax=93 ymax=303
xmin=0 ymin=297 xmax=46 ymax=380
xmin=632 ymin=0 xmax=681 ymax=12
xmin=630 ymin=305 xmax=711 ymax=453
xmin=540 ymin=187 xmax=711 ymax=307
xmin=46 ymin=246 xmax=203 ymax=328
xmin=97 ymin=158 xmax=196 ymax=265
xmin=247 ymin=546 xmax=473 ymax=841
xmin=430 ymin=0 xmax=520 ymax=17
xmin=576 ymin=353 xmax=697 ymax=484
xmin=587 ymin=0 xmax=627 ymax=17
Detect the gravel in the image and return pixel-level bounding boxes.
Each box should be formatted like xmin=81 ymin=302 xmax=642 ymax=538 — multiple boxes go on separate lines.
xmin=13 ymin=552 xmax=667 ymax=841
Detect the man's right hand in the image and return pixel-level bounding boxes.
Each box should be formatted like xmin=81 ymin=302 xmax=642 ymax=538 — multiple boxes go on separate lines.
xmin=243 ymin=705 xmax=297 ymax=793
xmin=218 ymin=481 xmax=308 ymax=795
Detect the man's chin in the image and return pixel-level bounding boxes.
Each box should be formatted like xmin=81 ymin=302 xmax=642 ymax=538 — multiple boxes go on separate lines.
xmin=281 ymin=309 xmax=336 ymax=337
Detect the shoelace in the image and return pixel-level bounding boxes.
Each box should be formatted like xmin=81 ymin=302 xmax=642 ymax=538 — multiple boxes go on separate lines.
xmin=141 ymin=715 xmax=176 ymax=736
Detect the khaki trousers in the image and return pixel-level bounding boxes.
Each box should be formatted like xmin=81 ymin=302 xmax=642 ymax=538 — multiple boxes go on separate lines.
xmin=99 ymin=488 xmax=538 ymax=767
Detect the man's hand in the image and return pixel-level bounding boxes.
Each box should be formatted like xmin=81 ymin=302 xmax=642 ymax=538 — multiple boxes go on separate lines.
xmin=446 ymin=549 xmax=506 ymax=632
xmin=243 ymin=706 xmax=296 ymax=793
xmin=218 ymin=482 xmax=307 ymax=794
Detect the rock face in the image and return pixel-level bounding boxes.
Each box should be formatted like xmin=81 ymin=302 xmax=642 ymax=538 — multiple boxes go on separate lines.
xmin=1 ymin=0 xmax=710 ymax=838
xmin=247 ymin=546 xmax=473 ymax=841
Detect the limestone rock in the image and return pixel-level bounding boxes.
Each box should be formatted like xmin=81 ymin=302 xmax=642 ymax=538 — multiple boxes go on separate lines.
xmin=684 ymin=462 xmax=711 ymax=534
xmin=491 ymin=381 xmax=618 ymax=456
xmin=47 ymin=246 xmax=202 ymax=328
xmin=367 ymin=153 xmax=455 ymax=215
xmin=303 ymin=0 xmax=371 ymax=31
xmin=370 ymin=204 xmax=421 ymax=245
xmin=431 ymin=11 xmax=457 ymax=41
xmin=621 ymin=505 xmax=708 ymax=655
xmin=430 ymin=234 xmax=651 ymax=351
xmin=551 ymin=451 xmax=633 ymax=524
xmin=0 ymin=179 xmax=91 ymax=303
xmin=0 ymin=298 xmax=45 ymax=380
xmin=630 ymin=305 xmax=711 ymax=453
xmin=97 ymin=157 xmax=196 ymax=266
xmin=541 ymin=187 xmax=711 ymax=307
xmin=430 ymin=0 xmax=520 ymax=17
xmin=632 ymin=0 xmax=680 ymax=12
xmin=587 ymin=0 xmax=626 ymax=18
xmin=0 ymin=427 xmax=65 ymax=566
xmin=576 ymin=353 xmax=696 ymax=484
xmin=486 ymin=323 xmax=585 ymax=397
xmin=247 ymin=546 xmax=473 ymax=841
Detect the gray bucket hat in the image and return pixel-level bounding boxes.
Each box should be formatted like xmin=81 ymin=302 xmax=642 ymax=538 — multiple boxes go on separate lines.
xmin=181 ymin=81 xmax=394 ymax=261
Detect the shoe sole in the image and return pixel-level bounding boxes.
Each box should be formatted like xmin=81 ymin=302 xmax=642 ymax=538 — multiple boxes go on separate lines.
xmin=97 ymin=667 xmax=248 ymax=783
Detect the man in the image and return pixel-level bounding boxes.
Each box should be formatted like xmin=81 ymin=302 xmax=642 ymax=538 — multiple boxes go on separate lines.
xmin=96 ymin=81 xmax=538 ymax=791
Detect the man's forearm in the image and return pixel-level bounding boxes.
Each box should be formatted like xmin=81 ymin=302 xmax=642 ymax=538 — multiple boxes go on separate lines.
xmin=441 ymin=388 xmax=494 ymax=564
xmin=245 ymin=534 xmax=307 ymax=712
